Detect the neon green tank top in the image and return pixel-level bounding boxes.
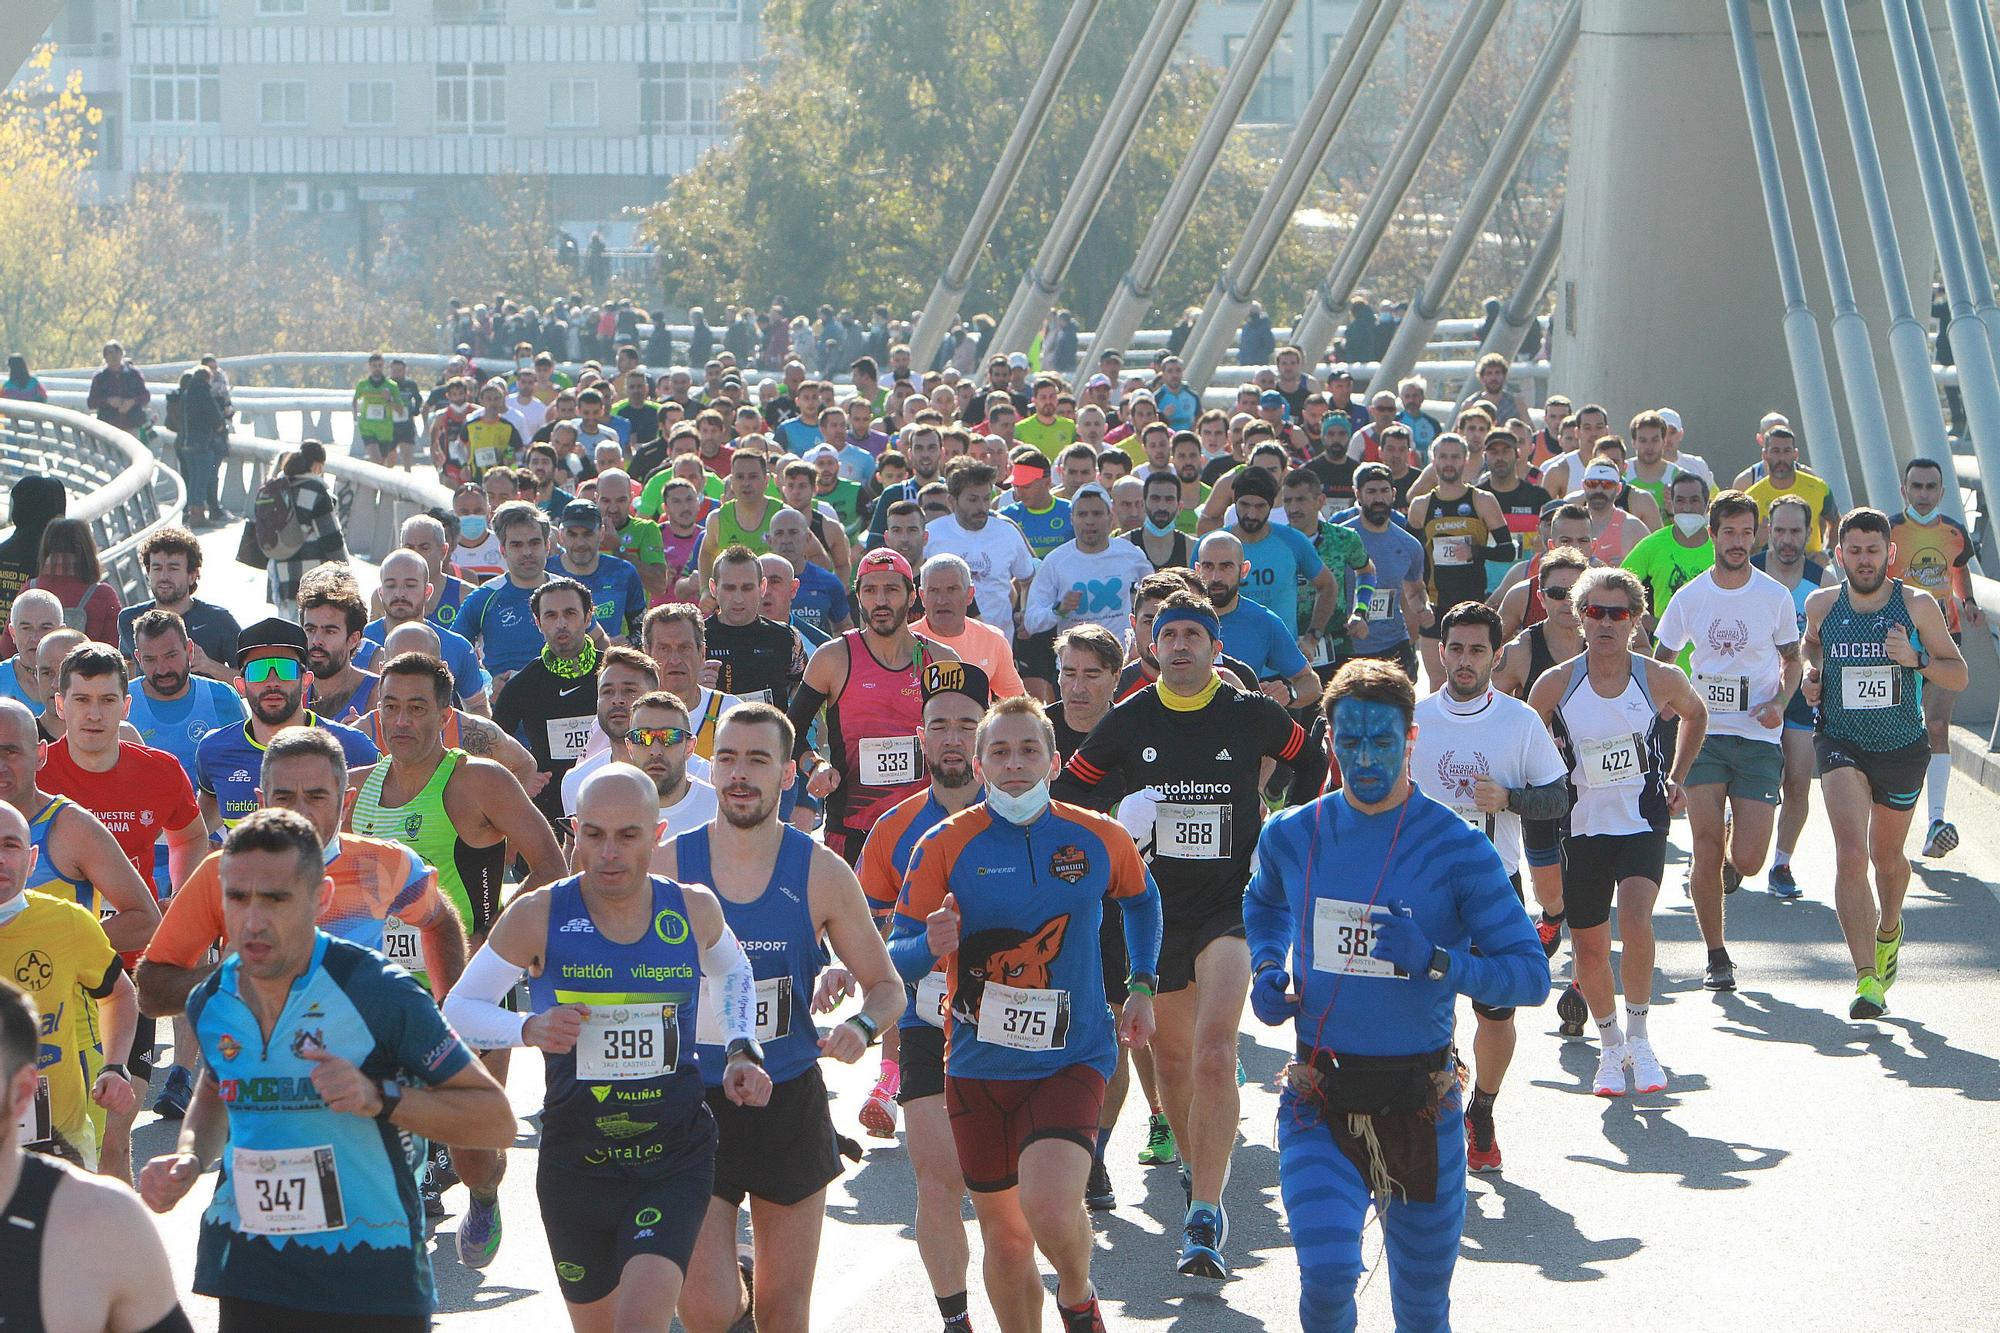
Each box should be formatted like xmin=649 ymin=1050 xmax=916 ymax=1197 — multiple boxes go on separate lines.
xmin=352 ymin=749 xmax=504 ymax=938
xmin=717 ymin=498 xmax=778 ymax=554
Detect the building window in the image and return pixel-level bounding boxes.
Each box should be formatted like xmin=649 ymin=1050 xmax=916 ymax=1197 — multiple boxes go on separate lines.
xmin=254 ymin=0 xmax=304 ymax=15
xmin=345 ymin=80 xmax=394 ymax=127
xmin=436 ymin=62 xmax=506 ymax=133
xmin=640 ymin=62 xmax=734 ymax=134
xmin=548 ymin=79 xmax=599 ymax=130
xmin=131 ymin=64 xmax=219 ymax=126
xmin=436 ymin=0 xmax=503 ymax=19
xmin=639 ymin=0 xmax=739 ymax=16
xmin=344 ymin=0 xmax=392 ymax=12
xmin=554 ymin=0 xmax=596 ymax=11
xmin=259 ymin=80 xmax=306 ymax=127
xmin=1230 ymin=33 xmax=1294 ymax=124
xmin=131 ymin=0 xmax=217 ymax=22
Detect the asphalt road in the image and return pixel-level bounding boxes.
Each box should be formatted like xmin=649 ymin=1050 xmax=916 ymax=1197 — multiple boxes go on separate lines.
xmin=146 ymin=530 xmax=2000 ymax=1329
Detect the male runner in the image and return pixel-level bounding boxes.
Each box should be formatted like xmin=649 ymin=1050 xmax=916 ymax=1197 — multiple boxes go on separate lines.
xmin=1409 ymin=604 xmax=1569 ymax=1172
xmin=1740 ymin=425 xmax=1837 ymax=553
xmin=559 ymin=645 xmax=668 ymax=814
xmin=1751 ymin=497 xmax=1835 ymax=897
xmin=1654 ymin=491 xmax=1801 ymax=992
xmin=704 ymin=545 xmax=806 ymax=709
xmin=1225 ymin=469 xmax=1340 ymax=662
xmin=0 ymin=975 xmax=188 ymax=1332
xmin=1279 ymin=469 xmax=1375 ymax=675
xmin=1576 ymin=460 xmax=1649 ymax=563
xmin=457 ymin=501 xmax=559 ymax=682
xmin=660 ymin=705 xmax=902 ymax=1333
xmin=908 ymin=554 xmax=1026 ymax=701
xmin=367 ymin=549 xmax=491 ymax=712
xmin=139 ymin=810 xmax=514 ymax=1331
xmin=894 ymin=696 xmax=1161 ymax=1333
xmin=596 ymin=469 xmax=672 ymax=604
xmin=1130 ymin=472 xmax=1196 ymax=572
xmin=1052 ymin=591 xmax=1323 ymax=1278
xmin=1192 ymin=532 xmax=1324 ymax=708
xmin=1478 ymin=429 xmax=1552 ymax=594
xmin=353 ymin=647 xmax=564 ymax=1251
xmin=367 ymin=514 xmax=467 ymax=630
xmin=116 ymin=527 xmax=240 ymax=676
xmin=494 ymin=577 xmax=603 ymax=830
xmin=297 ymin=567 xmax=379 ymax=722
xmin=1886 ymin=457 xmax=1979 ymax=858
xmin=1408 ymin=435 xmax=1512 ymax=687
xmin=1495 ymin=504 xmax=1594 ymax=638
xmin=702 ymin=447 xmax=784 ymax=579
xmin=1022 ymin=484 xmax=1153 ymax=647
xmin=1339 ymin=465 xmax=1429 ymax=680
xmin=0 ymin=590 xmax=61 ymax=717
xmin=1247 ymin=658 xmax=1549 ymax=1331
xmin=1530 ymin=567 xmax=1705 ymax=1096
xmin=1802 ymin=508 xmax=1966 ymax=1019
xmin=551 ymin=499 xmax=648 ymax=642
xmin=1623 ymin=472 xmax=1715 ymax=638
xmin=639 ymin=604 xmax=745 ymax=763
xmin=441 ymin=764 xmax=769 ymax=1332
xmin=794 ymin=548 xmax=958 ymax=864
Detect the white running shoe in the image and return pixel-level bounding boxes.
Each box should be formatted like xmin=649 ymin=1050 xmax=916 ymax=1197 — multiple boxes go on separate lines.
xmin=1593 ymin=1044 xmax=1628 ymax=1098
xmin=1627 ymin=1038 xmax=1667 ymax=1094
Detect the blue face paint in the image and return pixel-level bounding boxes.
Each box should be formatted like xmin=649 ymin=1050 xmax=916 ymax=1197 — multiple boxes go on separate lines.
xmin=1332 ymin=698 xmax=1409 ymax=804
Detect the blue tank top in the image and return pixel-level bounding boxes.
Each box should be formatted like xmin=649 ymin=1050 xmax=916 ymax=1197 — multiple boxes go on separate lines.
xmin=26 ymin=796 xmax=93 ymax=911
xmin=528 ymin=874 xmax=707 ymax=1176
xmin=1817 ymin=579 xmax=1926 ymax=749
xmin=674 ymin=825 xmax=824 ymax=1086
xmin=125 ymin=678 xmax=243 ymax=778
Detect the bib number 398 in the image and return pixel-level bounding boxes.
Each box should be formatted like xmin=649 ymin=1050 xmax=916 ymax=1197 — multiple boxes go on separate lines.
xmin=232 ymin=1145 xmax=346 ymax=1236
xmin=576 ymin=1005 xmax=677 ymax=1080
xmin=975 ymin=984 xmax=1070 ymax=1051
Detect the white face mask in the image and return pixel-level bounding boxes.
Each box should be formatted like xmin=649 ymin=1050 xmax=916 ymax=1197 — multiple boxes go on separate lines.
xmin=985 ymin=780 xmax=1051 ymax=826
xmin=1674 ymin=513 xmax=1708 ymax=537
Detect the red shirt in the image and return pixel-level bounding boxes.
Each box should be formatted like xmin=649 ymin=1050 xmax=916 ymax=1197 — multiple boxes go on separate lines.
xmin=38 ymin=738 xmax=200 ymax=896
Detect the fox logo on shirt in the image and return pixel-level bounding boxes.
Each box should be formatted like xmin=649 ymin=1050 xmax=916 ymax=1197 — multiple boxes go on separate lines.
xmin=954 ymin=914 xmax=1069 ymax=1026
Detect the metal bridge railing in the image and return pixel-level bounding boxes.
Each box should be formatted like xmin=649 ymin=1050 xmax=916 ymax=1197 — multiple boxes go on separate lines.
xmin=0 ymin=401 xmax=184 ymax=607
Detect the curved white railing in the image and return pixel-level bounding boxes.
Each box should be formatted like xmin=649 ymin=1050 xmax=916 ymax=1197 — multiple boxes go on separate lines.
xmin=0 ymin=400 xmax=185 ymax=605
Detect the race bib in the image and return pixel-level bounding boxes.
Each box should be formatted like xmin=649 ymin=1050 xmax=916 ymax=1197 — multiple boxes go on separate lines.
xmin=738 ymin=689 xmax=773 ymax=706
xmin=695 ymin=976 xmax=793 ymax=1045
xmin=576 ymin=1004 xmax=677 ymax=1080
xmin=859 ymin=736 xmax=921 ymax=788
xmin=1842 ymin=664 xmax=1896 ymax=711
xmin=1694 ymin=672 xmax=1749 ymax=712
xmin=363 ymin=403 xmax=386 ymax=421
xmin=1577 ymin=733 xmax=1643 ymax=789
xmin=14 ymin=1075 xmax=49 ymax=1146
xmin=1431 ymin=536 xmax=1474 ymax=567
xmin=975 ymin=984 xmax=1070 ymax=1051
xmin=546 ymin=716 xmax=593 ymax=760
xmin=1153 ymin=802 xmax=1231 ymax=860
xmin=473 ymin=447 xmax=499 ymax=469
xmin=916 ymin=970 xmax=949 ymax=1029
xmin=1309 ymin=901 xmax=1403 ymax=978
xmin=1451 ymin=805 xmax=1493 ymax=839
xmin=232 ymin=1145 xmax=346 ymax=1236
xmin=380 ymin=918 xmax=423 ymax=968
xmin=1366 ymin=588 xmax=1395 ymax=621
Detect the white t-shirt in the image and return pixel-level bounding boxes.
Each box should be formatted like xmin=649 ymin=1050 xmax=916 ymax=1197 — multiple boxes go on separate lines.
xmin=925 ymin=515 xmax=1036 ymax=644
xmin=1654 ymin=567 xmax=1798 ymax=743
xmin=509 ymin=395 xmax=550 ymax=439
xmin=452 ymin=532 xmax=504 ymax=578
xmin=656 ymin=777 xmax=719 ymax=845
xmin=1668 ymin=451 xmax=1715 ymax=486
xmin=563 ymin=743 xmax=713 ymax=816
xmin=1021 ymin=537 xmax=1155 ymax=637
xmin=1411 ymin=687 xmax=1568 ymax=874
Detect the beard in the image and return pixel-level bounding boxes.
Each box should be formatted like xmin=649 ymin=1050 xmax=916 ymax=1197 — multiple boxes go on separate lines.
xmin=720 ymin=789 xmax=777 ymax=829
xmin=932 ymin=757 xmax=975 ymax=789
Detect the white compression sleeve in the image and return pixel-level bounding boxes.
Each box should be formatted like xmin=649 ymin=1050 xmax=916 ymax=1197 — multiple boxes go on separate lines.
xmin=441 ymin=947 xmax=530 ymax=1051
xmin=699 ymin=923 xmax=756 ymax=1046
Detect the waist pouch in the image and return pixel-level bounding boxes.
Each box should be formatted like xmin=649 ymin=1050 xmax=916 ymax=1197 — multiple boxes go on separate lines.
xmin=1287 ymin=1044 xmax=1458 ymax=1204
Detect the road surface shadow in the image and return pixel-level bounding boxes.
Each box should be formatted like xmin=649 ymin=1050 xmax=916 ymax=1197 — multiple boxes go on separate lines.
xmin=1713 ymin=989 xmax=2000 ymax=1101
xmin=1569 ymin=1104 xmax=1786 ymax=1191
xmin=1460 ymin=1176 xmax=1642 ymax=1281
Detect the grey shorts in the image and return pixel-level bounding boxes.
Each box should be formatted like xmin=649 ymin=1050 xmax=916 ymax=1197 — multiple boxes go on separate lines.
xmin=1686 ymin=732 xmax=1784 ymax=804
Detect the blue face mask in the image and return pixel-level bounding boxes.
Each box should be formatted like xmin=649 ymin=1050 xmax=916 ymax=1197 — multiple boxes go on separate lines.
xmin=1905 ymin=505 xmax=1940 ymax=526
xmin=459 ymin=514 xmax=489 ymax=541
xmin=1332 ymin=699 xmax=1410 ymax=805
xmin=1144 ymin=515 xmax=1179 ymax=538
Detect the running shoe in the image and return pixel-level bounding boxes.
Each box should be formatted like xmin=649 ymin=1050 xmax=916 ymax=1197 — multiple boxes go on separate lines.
xmin=858 ymin=1070 xmax=900 ymax=1140
xmin=1849 ymin=975 xmax=1888 ymax=1021
xmin=1535 ymin=915 xmax=1563 ymax=960
xmin=1922 ymin=819 xmax=1959 ymax=858
xmin=456 ymin=1194 xmax=502 ymax=1269
xmin=1703 ymin=953 xmax=1736 ymax=992
xmin=1876 ymin=922 xmax=1904 ymax=991
xmin=1085 ymin=1158 xmax=1116 ymax=1211
xmin=1058 ymin=1294 xmax=1107 ymax=1333
xmin=1767 ymin=863 xmax=1802 ymax=899
xmin=1627 ymin=1039 xmax=1667 ymax=1094
xmin=1235 ymin=1056 xmax=1246 ymax=1087
xmin=1176 ymin=1205 xmax=1227 ymax=1279
xmin=1138 ymin=1112 xmax=1178 ymax=1165
xmin=1556 ymin=982 xmax=1588 ymax=1038
xmin=150 ymin=1065 xmax=192 ymax=1120
xmin=1592 ymin=1044 xmax=1628 ymax=1098
xmin=1465 ymin=1110 xmax=1502 ymax=1174
xmin=1722 ymin=861 xmax=1742 ymax=894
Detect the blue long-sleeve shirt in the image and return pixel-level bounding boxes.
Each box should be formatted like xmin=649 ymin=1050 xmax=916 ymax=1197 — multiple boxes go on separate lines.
xmin=1244 ymin=788 xmax=1549 ymax=1057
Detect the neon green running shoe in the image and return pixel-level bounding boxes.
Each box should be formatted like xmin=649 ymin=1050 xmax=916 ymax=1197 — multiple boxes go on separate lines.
xmin=1137 ymin=1112 xmax=1179 ymax=1166
xmin=1848 ymin=975 xmax=1888 ymax=1021
xmin=1875 ymin=923 xmax=1904 ymax=992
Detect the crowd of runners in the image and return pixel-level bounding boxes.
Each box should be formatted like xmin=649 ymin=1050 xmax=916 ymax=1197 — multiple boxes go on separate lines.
xmin=0 ymin=332 xmax=1978 ymax=1332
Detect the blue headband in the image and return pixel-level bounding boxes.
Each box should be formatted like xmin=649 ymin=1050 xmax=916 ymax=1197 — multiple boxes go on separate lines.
xmin=1152 ymin=605 xmax=1220 ymax=642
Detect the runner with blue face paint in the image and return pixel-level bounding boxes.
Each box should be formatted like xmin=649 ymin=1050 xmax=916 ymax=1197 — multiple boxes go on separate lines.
xmin=1245 ymin=659 xmax=1550 ymax=1331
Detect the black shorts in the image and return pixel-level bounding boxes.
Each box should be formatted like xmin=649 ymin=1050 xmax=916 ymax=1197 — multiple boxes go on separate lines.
xmin=1158 ymin=897 xmax=1246 ymax=994
xmin=1814 ymin=734 xmax=1929 ymax=812
xmin=219 ymin=1297 xmax=427 ymax=1332
xmin=1352 ymin=639 xmax=1419 ymax=681
xmin=1563 ymin=830 xmax=1669 ymax=931
xmin=704 ymin=1064 xmax=844 ymax=1207
xmin=1470 ymin=874 xmax=1524 ymax=1023
xmin=897 ymin=1022 xmax=946 ymax=1105
xmin=1099 ymin=909 xmax=1128 ymax=1006
xmin=1017 ymin=628 xmax=1058 ymax=683
xmin=539 ymin=1146 xmax=715 ymax=1305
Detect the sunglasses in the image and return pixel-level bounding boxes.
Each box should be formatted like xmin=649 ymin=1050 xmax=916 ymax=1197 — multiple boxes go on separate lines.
xmin=1542 ymin=585 xmax=1574 ymax=602
xmin=1581 ymin=603 xmax=1636 ymax=622
xmin=1582 ymin=479 xmax=1620 ymax=490
xmin=243 ymin=657 xmax=303 ymax=684
xmin=626 ymin=726 xmax=692 ymax=748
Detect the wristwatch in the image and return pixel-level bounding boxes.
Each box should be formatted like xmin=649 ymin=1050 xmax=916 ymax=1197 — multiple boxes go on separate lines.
xmin=726 ymin=1036 xmax=766 ymax=1067
xmin=846 ymin=1012 xmax=881 ymax=1047
xmin=1425 ymin=947 xmax=1451 ymax=982
xmin=375 ymin=1079 xmax=404 ymax=1123
xmin=1125 ymin=971 xmax=1159 ymax=998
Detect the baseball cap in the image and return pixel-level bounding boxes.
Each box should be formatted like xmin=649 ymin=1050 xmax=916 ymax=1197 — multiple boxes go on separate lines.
xmin=854 ymin=547 xmax=914 ymax=584
xmin=1582 ymin=460 xmax=1621 ymax=484
xmin=921 ymin=659 xmax=991 ymax=708
xmin=802 ymin=443 xmax=840 ymax=465
xmin=560 ymin=499 xmax=601 ymax=529
xmin=1085 ymin=373 xmax=1112 ymax=390
xmin=1007 ymin=352 xmax=1030 ymax=370
xmin=1659 ymin=408 xmax=1684 ymax=432
xmin=237 ymin=617 xmax=309 ymax=661
xmin=1758 ymin=411 xmax=1788 ymax=431
xmin=1259 ymin=390 xmax=1287 ymax=409
xmin=1070 ymin=482 xmax=1112 ymax=507
xmin=1009 ymin=457 xmax=1051 ymax=487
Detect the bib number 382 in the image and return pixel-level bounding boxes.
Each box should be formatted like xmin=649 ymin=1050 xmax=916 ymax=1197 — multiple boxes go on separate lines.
xmin=232 ymin=1145 xmax=346 ymax=1236
xmin=1310 ymin=901 xmax=1405 ymax=979
xmin=975 ymin=984 xmax=1070 ymax=1051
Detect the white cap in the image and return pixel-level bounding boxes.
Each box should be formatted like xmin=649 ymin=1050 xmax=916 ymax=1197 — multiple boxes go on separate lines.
xmin=1759 ymin=411 xmax=1789 ymax=431
xmin=1659 ymin=408 xmax=1683 ymax=432
xmin=1007 ymin=352 xmax=1030 ymax=370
